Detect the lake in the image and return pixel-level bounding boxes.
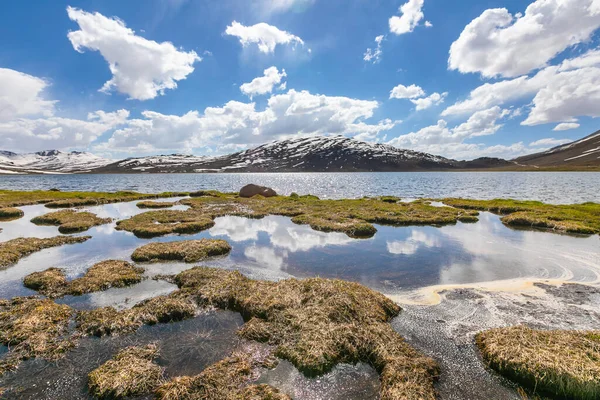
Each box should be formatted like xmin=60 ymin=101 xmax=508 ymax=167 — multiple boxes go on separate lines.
xmin=1 ymin=171 xmax=600 ymax=204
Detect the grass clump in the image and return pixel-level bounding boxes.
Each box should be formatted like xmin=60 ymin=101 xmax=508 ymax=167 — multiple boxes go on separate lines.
xmin=137 ymin=201 xmax=177 ymax=209
xmin=23 ymin=260 xmax=145 ymax=298
xmin=88 ymin=344 xmax=163 ymax=399
xmin=116 ymin=210 xmax=215 ymax=238
xmin=0 ymin=297 xmax=76 ymax=375
xmin=442 ymin=198 xmax=600 ymax=235
xmin=173 ymin=267 xmax=439 ymax=399
xmin=131 ymin=239 xmax=232 ymax=263
xmin=0 ymin=207 xmax=24 ymax=221
xmin=0 ymin=235 xmax=91 ymax=269
xmin=155 ymin=347 xmax=289 ymax=400
xmin=291 ymin=214 xmax=377 ymax=238
xmin=31 ymin=210 xmax=112 ymax=233
xmin=476 ymin=326 xmax=600 ymax=399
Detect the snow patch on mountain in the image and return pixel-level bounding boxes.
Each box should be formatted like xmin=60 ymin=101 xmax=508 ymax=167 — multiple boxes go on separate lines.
xmin=0 ymin=150 xmax=113 ymax=173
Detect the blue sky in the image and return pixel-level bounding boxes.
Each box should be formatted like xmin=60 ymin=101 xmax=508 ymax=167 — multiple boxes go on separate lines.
xmin=1 ymin=0 xmax=599 ymax=160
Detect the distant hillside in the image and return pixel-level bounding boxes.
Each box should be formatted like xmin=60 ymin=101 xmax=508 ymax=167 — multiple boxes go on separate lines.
xmin=514 ymin=130 xmax=600 ymax=168
xmin=0 ymin=150 xmax=112 ymax=174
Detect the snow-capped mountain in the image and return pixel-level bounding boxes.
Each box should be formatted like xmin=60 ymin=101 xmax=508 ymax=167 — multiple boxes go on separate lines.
xmin=113 ymin=154 xmax=209 ymax=172
xmin=0 ymin=150 xmax=113 ymax=174
xmin=514 ymin=130 xmax=600 ymax=168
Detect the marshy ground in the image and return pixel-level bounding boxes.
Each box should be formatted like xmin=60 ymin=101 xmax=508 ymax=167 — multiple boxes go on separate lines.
xmin=0 ymin=189 xmax=599 ymax=399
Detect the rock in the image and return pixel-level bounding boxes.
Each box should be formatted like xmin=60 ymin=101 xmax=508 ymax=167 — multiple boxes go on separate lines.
xmin=239 ymin=184 xmax=277 ymax=198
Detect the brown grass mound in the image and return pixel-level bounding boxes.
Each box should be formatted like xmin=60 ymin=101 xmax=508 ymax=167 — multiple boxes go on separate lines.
xmin=137 ymin=201 xmax=177 ymax=209
xmin=31 ymin=210 xmax=112 ymax=233
xmin=173 ymin=267 xmax=439 ymax=400
xmin=88 ymin=344 xmax=163 ymax=399
xmin=131 ymin=239 xmax=232 ymax=263
xmin=116 ymin=210 xmax=215 ymax=238
xmin=0 ymin=236 xmax=91 ymax=269
xmin=0 ymin=297 xmax=76 ymax=376
xmin=155 ymin=347 xmax=288 ymax=400
xmin=24 ymin=261 xmax=145 ymax=298
xmin=477 ymin=326 xmax=600 ymax=400
xmin=76 ymin=294 xmax=197 ymax=337
xmin=0 ymin=207 xmax=24 ymax=221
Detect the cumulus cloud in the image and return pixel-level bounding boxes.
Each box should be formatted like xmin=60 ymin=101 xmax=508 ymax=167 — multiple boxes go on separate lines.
xmin=553 ymin=122 xmax=580 ymax=131
xmin=389 ymin=0 xmax=426 ymax=35
xmin=364 ymin=35 xmax=384 ymax=64
xmin=410 ymin=92 xmax=447 ymax=111
xmin=225 ymin=21 xmax=305 ymax=54
xmin=67 ymin=7 xmax=200 ymax=100
xmin=240 ymin=66 xmax=287 ymax=99
xmin=529 ymin=138 xmax=571 ymax=147
xmin=390 ymin=83 xmax=425 ymax=99
xmin=98 ymin=89 xmax=396 ymax=153
xmin=0 ymin=110 xmax=129 ymax=152
xmin=0 ymin=68 xmax=56 ymax=121
xmin=448 ymin=0 xmax=600 ymax=78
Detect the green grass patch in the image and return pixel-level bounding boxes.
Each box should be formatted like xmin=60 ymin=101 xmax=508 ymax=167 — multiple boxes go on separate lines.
xmin=116 ymin=210 xmax=215 ymax=238
xmin=131 ymin=239 xmax=232 ymax=263
xmin=0 ymin=236 xmax=91 ymax=269
xmin=31 ymin=210 xmax=112 ymax=233
xmin=0 ymin=207 xmax=24 ymax=221
xmin=136 ymin=201 xmax=177 ymax=209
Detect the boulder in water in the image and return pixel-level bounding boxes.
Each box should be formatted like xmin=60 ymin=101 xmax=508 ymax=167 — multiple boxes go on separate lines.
xmin=239 ymin=184 xmax=277 ymax=198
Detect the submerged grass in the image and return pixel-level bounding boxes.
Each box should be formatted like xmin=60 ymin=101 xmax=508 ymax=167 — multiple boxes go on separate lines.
xmin=23 ymin=260 xmax=145 ymax=298
xmin=172 ymin=267 xmax=439 ymax=400
xmin=30 ymin=210 xmax=112 ymax=233
xmin=442 ymin=198 xmax=600 ymax=234
xmin=137 ymin=200 xmax=177 ymax=209
xmin=0 ymin=236 xmax=91 ymax=269
xmin=131 ymin=239 xmax=232 ymax=263
xmin=116 ymin=210 xmax=215 ymax=238
xmin=88 ymin=344 xmax=163 ymax=399
xmin=476 ymin=326 xmax=600 ymax=399
xmin=0 ymin=297 xmax=76 ymax=376
xmin=0 ymin=207 xmax=24 ymax=221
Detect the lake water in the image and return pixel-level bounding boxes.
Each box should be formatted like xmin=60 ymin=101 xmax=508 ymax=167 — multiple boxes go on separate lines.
xmin=1 ymin=197 xmax=599 ymax=399
xmin=1 ymin=171 xmax=600 ymax=204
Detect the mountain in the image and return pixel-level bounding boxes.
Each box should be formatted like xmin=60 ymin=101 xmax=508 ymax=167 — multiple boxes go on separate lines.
xmin=95 ymin=136 xmax=513 ymax=173
xmin=0 ymin=150 xmax=113 ymax=174
xmin=514 ymin=130 xmax=600 ymax=168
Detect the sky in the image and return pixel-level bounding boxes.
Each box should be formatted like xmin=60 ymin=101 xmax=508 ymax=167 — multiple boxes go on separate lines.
xmin=1 ymin=0 xmax=600 ymax=161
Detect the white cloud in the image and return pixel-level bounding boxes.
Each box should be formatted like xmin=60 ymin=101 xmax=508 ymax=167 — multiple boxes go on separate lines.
xmin=389 ymin=0 xmax=426 ymax=35
xmin=553 ymin=122 xmax=580 ymax=131
xmin=258 ymin=0 xmax=316 ymax=15
xmin=67 ymin=7 xmax=200 ymax=101
xmin=390 ymin=83 xmax=425 ymax=99
xmin=225 ymin=21 xmax=305 ymax=54
xmin=529 ymin=138 xmax=571 ymax=146
xmin=448 ymin=0 xmax=600 ymax=78
xmin=240 ymin=66 xmax=287 ymax=99
xmin=387 ymin=231 xmax=439 ymax=255
xmin=425 ymin=21 xmax=433 ymax=27
xmin=99 ymin=89 xmax=396 ymax=153
xmin=0 ymin=68 xmax=56 ymax=121
xmin=0 ymin=110 xmax=129 ymax=152
xmin=410 ymin=92 xmax=447 ymax=111
xmin=364 ymin=35 xmax=384 ymax=64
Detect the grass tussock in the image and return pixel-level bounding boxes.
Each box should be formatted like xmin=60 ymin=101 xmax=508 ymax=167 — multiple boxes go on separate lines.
xmin=23 ymin=260 xmax=145 ymax=298
xmin=155 ymin=347 xmax=289 ymax=400
xmin=88 ymin=344 xmax=163 ymax=399
xmin=31 ymin=209 xmax=112 ymax=233
xmin=0 ymin=297 xmax=76 ymax=375
xmin=173 ymin=267 xmax=439 ymax=400
xmin=76 ymin=294 xmax=197 ymax=337
xmin=116 ymin=210 xmax=215 ymax=238
xmin=442 ymin=198 xmax=600 ymax=235
xmin=131 ymin=239 xmax=232 ymax=263
xmin=477 ymin=326 xmax=600 ymax=400
xmin=0 ymin=207 xmax=24 ymax=221
xmin=137 ymin=200 xmax=177 ymax=209
xmin=0 ymin=235 xmax=91 ymax=269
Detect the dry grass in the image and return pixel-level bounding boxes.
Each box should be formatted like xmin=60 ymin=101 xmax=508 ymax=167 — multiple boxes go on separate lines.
xmin=0 ymin=207 xmax=24 ymax=221
xmin=31 ymin=210 xmax=112 ymax=233
xmin=442 ymin=198 xmax=600 ymax=235
xmin=155 ymin=347 xmax=289 ymax=400
xmin=137 ymin=201 xmax=177 ymax=209
xmin=173 ymin=267 xmax=439 ymax=400
xmin=76 ymin=294 xmax=197 ymax=337
xmin=23 ymin=260 xmax=145 ymax=298
xmin=476 ymin=326 xmax=600 ymax=399
xmin=131 ymin=239 xmax=232 ymax=263
xmin=116 ymin=210 xmax=215 ymax=238
xmin=0 ymin=297 xmax=76 ymax=376
xmin=0 ymin=236 xmax=91 ymax=269
xmin=88 ymin=344 xmax=163 ymax=399
xmin=291 ymin=214 xmax=377 ymax=238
